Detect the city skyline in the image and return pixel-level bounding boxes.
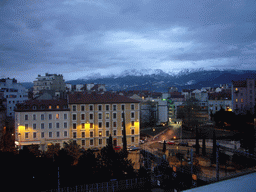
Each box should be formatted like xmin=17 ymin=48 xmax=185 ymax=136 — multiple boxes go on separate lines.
xmin=1 ymin=0 xmax=256 ymax=82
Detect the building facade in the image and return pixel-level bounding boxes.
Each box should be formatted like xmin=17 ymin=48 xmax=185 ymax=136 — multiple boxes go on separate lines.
xmin=33 ymin=73 xmax=66 ymax=98
xmin=15 ymin=92 xmax=140 ymax=150
xmin=15 ymin=100 xmax=70 ymax=150
xmin=68 ymin=92 xmax=140 ymax=148
xmin=0 ymin=78 xmax=28 ymax=117
xmin=232 ymin=79 xmax=256 ymax=114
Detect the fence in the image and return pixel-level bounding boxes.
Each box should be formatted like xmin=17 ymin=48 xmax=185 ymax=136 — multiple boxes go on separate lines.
xmin=43 ymin=177 xmax=146 ymax=192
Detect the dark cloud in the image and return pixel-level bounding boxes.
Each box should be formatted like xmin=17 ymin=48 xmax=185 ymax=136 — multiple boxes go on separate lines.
xmin=1 ymin=0 xmax=256 ymax=82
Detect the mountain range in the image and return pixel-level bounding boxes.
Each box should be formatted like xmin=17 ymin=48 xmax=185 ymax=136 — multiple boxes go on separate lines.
xmin=21 ymin=69 xmax=256 ymax=92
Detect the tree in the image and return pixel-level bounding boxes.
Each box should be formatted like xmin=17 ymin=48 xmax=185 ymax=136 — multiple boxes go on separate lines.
xmin=122 ymin=110 xmax=128 ymax=157
xmin=0 ymin=128 xmax=16 ymax=153
xmin=202 ymin=136 xmax=206 ymax=156
xmin=211 ymin=130 xmax=217 ymax=164
xmin=163 ymin=140 xmax=166 ymax=153
xmin=63 ymin=140 xmax=82 ymax=165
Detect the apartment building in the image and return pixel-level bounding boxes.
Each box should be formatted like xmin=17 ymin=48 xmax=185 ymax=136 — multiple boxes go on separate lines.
xmin=33 ymin=73 xmax=66 ymax=98
xmin=0 ymin=78 xmax=28 ymax=117
xmin=232 ymin=79 xmax=256 ymax=114
xmin=15 ymin=100 xmax=70 ymax=150
xmin=68 ymin=92 xmax=140 ymax=148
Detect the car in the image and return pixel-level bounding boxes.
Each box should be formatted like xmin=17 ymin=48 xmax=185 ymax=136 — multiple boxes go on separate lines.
xmin=113 ymin=146 xmax=121 ymax=150
xmin=128 ymin=146 xmax=140 ymax=151
xmin=167 ymin=141 xmax=176 ymax=145
xmin=179 ymin=142 xmax=188 ymax=146
xmin=158 ymin=140 xmax=166 ymax=144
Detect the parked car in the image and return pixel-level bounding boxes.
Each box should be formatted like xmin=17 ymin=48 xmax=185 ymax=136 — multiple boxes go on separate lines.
xmin=178 ymin=142 xmax=188 ymax=146
xmin=128 ymin=146 xmax=140 ymax=151
xmin=167 ymin=140 xmax=176 ymax=145
xmin=113 ymin=146 xmax=121 ymax=150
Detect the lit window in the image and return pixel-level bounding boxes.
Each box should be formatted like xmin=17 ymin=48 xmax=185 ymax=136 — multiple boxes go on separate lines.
xmin=49 ymin=105 xmax=52 ymax=109
xmin=106 ymin=113 xmax=110 ymax=119
xmin=235 ymin=99 xmax=238 ymax=102
xmin=56 ymin=114 xmax=59 ymax=119
xmin=241 ymin=99 xmax=244 ymax=103
xmin=56 ymin=105 xmax=59 ymax=109
xmin=99 ymin=131 xmax=102 ymax=137
xmin=90 ymin=123 xmax=93 ymax=129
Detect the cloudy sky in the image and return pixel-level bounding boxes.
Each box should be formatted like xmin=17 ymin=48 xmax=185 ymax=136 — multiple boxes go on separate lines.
xmin=1 ymin=0 xmax=256 ymax=82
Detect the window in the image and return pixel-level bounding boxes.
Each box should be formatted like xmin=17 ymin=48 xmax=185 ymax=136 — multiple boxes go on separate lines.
xmin=131 ymin=129 xmax=135 ymax=135
xmin=121 ymin=104 xmax=125 ymax=110
xmin=131 ymin=104 xmax=135 ymax=110
xmin=89 ymin=105 xmax=93 ymax=111
xmin=49 ymin=105 xmax=52 ymax=109
xmin=33 ymin=132 xmax=36 ymax=138
xmin=113 ymin=104 xmax=116 ymax=111
xmin=106 ymin=105 xmax=109 ymax=111
xmin=56 ymin=114 xmax=59 ymax=119
xmin=99 ymin=139 xmax=102 ymax=145
xmin=98 ymin=122 xmax=102 ymax=128
xmin=81 ymin=114 xmax=85 ymax=120
xmin=131 ymin=137 xmax=135 ymax=143
xmin=73 ymin=114 xmax=76 ymax=121
xmin=49 ymin=114 xmax=52 ymax=120
xmin=90 ymin=123 xmax=93 ymax=129
xmin=106 ymin=122 xmax=110 ymax=128
xmin=64 ymin=131 xmax=67 ymax=137
xmin=113 ymin=122 xmax=117 ymax=127
xmin=56 ymin=132 xmax=60 ymax=137
xmin=113 ymin=113 xmax=117 ymax=119
xmin=99 ymin=131 xmax=102 ymax=137
xmin=33 ymin=124 xmax=36 ymax=130
xmin=82 ymin=123 xmax=85 ymax=129
xmin=82 ymin=132 xmax=85 ymax=138
xmin=131 ymin=112 xmax=135 ymax=119
xmin=235 ymin=99 xmax=238 ymax=102
xmin=90 ymin=131 xmax=93 ymax=138
xmin=56 ymin=105 xmax=59 ymax=109
xmin=241 ymin=99 xmax=244 ymax=103
xmin=90 ymin=114 xmax=93 ymax=120
xmin=25 ymin=114 xmax=28 ymax=121
xmin=64 ymin=122 xmax=67 ymax=128
xmin=25 ymin=124 xmax=28 ymax=130
xmin=90 ymin=139 xmax=93 ymax=146
xmin=98 ymin=113 xmax=102 ymax=120
xmin=106 ymin=113 xmax=110 ymax=119
xmin=113 ymin=130 xmax=116 ymax=136
xmin=82 ymin=140 xmax=85 ymax=145
xmin=41 ymin=132 xmax=44 ymax=138
xmin=72 ymin=105 xmax=76 ymax=111
xmin=25 ymin=133 xmax=29 ymax=139
xmin=64 ymin=114 xmax=67 ymax=120
xmin=81 ymin=105 xmax=85 ymax=111
xmin=98 ymin=105 xmax=102 ymax=111
xmin=41 ymin=114 xmax=44 ymax=120
xmin=33 ymin=114 xmax=36 ymax=120
xmin=131 ymin=121 xmax=135 ymax=127
xmin=106 ymin=130 xmax=109 ymax=137
xmin=73 ymin=123 xmax=76 ymax=129
xmin=41 ymin=123 xmax=44 ymax=129
xmin=49 ymin=123 xmax=52 ymax=129
xmin=49 ymin=132 xmax=52 ymax=138
xmin=56 ymin=122 xmax=59 ymax=129
xmin=73 ymin=132 xmax=77 ymax=138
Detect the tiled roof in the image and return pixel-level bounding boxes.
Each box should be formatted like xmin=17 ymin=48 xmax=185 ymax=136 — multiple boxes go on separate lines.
xmin=68 ymin=92 xmax=140 ymax=104
xmin=15 ymin=99 xmax=69 ymax=111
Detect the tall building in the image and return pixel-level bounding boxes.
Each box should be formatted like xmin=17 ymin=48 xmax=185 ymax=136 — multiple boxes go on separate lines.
xmin=68 ymin=92 xmax=140 ymax=148
xmin=0 ymin=78 xmax=28 ymax=117
xmin=232 ymin=79 xmax=256 ymax=114
xmin=33 ymin=73 xmax=66 ymax=98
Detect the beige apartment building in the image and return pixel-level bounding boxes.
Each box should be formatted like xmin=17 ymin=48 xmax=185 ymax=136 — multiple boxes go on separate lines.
xmin=15 ymin=92 xmax=140 ymax=150
xmin=15 ymin=100 xmax=70 ymax=150
xmin=68 ymin=92 xmax=140 ymax=149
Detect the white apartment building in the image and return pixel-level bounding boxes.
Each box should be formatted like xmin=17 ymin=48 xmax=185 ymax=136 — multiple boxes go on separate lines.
xmin=0 ymin=78 xmax=28 ymax=117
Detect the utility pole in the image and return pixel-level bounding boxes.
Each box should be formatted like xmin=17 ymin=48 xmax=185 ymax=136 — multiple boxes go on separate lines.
xmin=216 ymin=143 xmax=219 ymax=182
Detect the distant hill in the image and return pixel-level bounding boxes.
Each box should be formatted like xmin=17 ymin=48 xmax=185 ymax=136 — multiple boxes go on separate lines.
xmin=21 ymin=69 xmax=256 ymax=92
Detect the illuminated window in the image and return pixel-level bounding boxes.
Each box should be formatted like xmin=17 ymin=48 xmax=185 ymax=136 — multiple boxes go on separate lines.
xmin=90 ymin=123 xmax=93 ymax=129
xmin=99 ymin=131 xmax=102 ymax=137
xmin=49 ymin=105 xmax=52 ymax=109
xmin=235 ymin=88 xmax=238 ymax=91
xmin=56 ymin=114 xmax=59 ymax=119
xmin=235 ymin=99 xmax=238 ymax=102
xmin=106 ymin=113 xmax=110 ymax=119
xmin=56 ymin=105 xmax=59 ymax=109
xmin=241 ymin=99 xmax=244 ymax=103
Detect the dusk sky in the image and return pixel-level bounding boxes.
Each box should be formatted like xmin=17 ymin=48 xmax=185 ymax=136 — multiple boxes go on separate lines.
xmin=1 ymin=0 xmax=256 ymax=82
